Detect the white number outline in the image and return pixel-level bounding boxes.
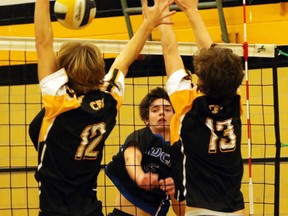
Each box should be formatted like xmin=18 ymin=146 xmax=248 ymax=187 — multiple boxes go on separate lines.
xmin=75 ymin=122 xmax=106 ymax=160
xmin=206 ymin=118 xmax=236 ymax=153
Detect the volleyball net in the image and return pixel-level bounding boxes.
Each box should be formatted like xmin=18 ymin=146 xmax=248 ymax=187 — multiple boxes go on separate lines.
xmin=0 ymin=37 xmax=287 ymax=216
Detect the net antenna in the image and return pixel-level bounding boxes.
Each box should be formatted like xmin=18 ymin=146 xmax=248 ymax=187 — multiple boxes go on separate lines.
xmin=278 ymin=49 xmax=288 ymax=57
xmin=243 ymin=0 xmax=254 ymax=214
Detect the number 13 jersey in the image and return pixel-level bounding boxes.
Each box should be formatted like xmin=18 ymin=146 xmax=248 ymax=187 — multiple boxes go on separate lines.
xmin=166 ymin=69 xmax=244 ymax=213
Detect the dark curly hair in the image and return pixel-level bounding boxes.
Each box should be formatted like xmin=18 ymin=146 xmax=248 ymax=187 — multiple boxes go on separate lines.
xmin=193 ymin=47 xmax=244 ymax=100
xmin=139 ymin=87 xmax=172 ymax=121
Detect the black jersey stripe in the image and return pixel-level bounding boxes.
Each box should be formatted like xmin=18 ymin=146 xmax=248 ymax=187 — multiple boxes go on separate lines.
xmin=106 ymin=68 xmax=119 ymax=92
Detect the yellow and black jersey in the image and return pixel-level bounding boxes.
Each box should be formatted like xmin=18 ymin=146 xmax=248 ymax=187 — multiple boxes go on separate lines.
xmin=166 ymin=69 xmax=244 ymax=212
xmin=32 ymin=68 xmax=124 ymax=216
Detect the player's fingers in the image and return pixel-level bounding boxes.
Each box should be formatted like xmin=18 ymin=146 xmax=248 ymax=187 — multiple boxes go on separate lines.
xmin=159 ymin=178 xmax=174 ymax=190
xmin=141 ymin=0 xmax=148 ymax=18
xmin=148 ymin=173 xmax=158 ymax=190
xmin=159 ymin=6 xmax=176 ymax=26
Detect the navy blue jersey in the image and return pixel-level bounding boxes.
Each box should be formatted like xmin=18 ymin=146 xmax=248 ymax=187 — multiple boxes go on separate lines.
xmin=105 ymin=127 xmax=172 ymax=216
xmin=166 ymin=69 xmax=244 ymax=212
xmin=31 ymin=68 xmax=124 ymax=216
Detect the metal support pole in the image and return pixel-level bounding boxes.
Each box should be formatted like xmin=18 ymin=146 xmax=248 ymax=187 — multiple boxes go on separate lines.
xmin=216 ymin=0 xmax=230 ymax=43
xmin=121 ymin=0 xmax=229 ymax=43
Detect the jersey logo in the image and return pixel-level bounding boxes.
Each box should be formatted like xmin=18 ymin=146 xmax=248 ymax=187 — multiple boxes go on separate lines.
xmin=209 ymin=104 xmax=223 ymax=114
xmin=144 ymin=163 xmax=160 ymax=173
xmin=90 ymin=98 xmax=104 ymax=111
xmin=147 ymin=147 xmax=171 ymax=167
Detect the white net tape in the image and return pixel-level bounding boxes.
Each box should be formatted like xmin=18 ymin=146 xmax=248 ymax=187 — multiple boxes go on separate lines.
xmin=0 ymin=36 xmax=276 ymax=58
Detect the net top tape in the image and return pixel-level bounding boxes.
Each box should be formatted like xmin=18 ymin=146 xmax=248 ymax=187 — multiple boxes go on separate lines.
xmin=0 ymin=36 xmax=275 ymax=58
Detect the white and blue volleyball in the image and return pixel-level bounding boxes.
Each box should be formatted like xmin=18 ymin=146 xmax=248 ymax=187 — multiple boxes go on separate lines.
xmin=54 ymin=0 xmax=96 ymax=29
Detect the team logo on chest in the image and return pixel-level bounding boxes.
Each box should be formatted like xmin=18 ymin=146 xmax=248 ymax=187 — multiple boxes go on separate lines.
xmin=209 ymin=104 xmax=223 ymax=114
xmin=90 ymin=98 xmax=105 ymax=110
xmin=147 ymin=147 xmax=171 ymax=167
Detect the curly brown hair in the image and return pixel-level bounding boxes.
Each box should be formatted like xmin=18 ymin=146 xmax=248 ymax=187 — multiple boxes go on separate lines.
xmin=139 ymin=87 xmax=172 ymax=122
xmin=57 ymin=42 xmax=105 ymax=95
xmin=193 ymin=47 xmax=244 ymax=100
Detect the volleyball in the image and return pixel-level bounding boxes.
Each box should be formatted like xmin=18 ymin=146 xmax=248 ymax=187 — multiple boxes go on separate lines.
xmin=54 ymin=0 xmax=96 ymax=29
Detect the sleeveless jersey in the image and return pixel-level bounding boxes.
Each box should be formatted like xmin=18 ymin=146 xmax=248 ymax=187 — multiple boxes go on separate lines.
xmin=32 ymin=68 xmax=124 ymax=216
xmin=166 ymin=69 xmax=244 ymax=212
xmin=105 ymin=127 xmax=172 ymax=216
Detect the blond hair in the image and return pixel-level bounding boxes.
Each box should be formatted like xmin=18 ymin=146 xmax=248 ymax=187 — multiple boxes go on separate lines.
xmin=57 ymin=42 xmax=105 ymax=94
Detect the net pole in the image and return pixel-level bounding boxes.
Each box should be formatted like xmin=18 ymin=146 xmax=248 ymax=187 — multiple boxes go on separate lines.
xmin=243 ymin=0 xmax=254 ymax=214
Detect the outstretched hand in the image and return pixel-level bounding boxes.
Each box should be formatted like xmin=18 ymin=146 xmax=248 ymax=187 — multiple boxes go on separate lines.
xmin=142 ymin=0 xmax=176 ymax=27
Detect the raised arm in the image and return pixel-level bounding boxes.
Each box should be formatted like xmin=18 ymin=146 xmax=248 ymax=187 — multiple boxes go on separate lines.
xmin=175 ymin=0 xmax=213 ymax=49
xmin=34 ymin=0 xmax=57 ymax=81
xmin=124 ymin=146 xmax=159 ymax=190
xmin=110 ymin=0 xmax=176 ymax=77
xmin=159 ymin=13 xmax=185 ymax=78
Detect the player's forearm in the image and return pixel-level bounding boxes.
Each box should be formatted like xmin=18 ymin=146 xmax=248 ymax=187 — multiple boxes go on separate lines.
xmin=110 ymin=20 xmax=153 ymax=76
xmin=184 ymin=8 xmax=213 ymax=49
xmin=159 ymin=21 xmax=184 ymax=78
xmin=34 ymin=0 xmax=56 ymax=81
xmin=124 ymin=147 xmax=144 ymax=181
xmin=34 ymin=0 xmax=53 ymax=48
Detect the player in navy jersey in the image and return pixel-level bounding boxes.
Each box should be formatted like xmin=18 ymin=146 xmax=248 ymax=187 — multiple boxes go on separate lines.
xmin=159 ymin=0 xmax=245 ymax=215
xmin=106 ymin=87 xmax=185 ymax=216
xmin=31 ymin=0 xmax=175 ymax=215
